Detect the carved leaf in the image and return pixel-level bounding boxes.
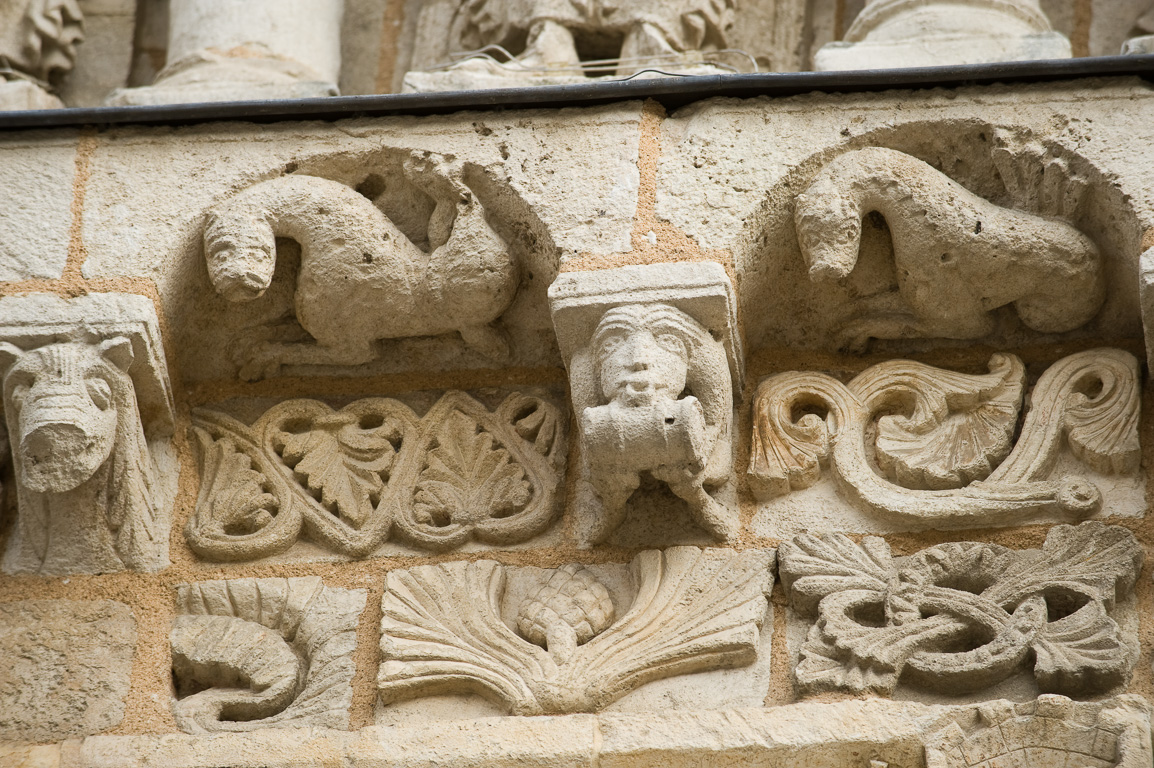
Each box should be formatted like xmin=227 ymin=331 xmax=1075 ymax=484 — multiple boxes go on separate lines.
xmin=985 ymin=522 xmax=1143 ymax=609
xmin=849 ymin=354 xmax=1025 ymax=490
xmin=188 ymin=413 xmax=303 ymax=562
xmin=573 ymin=547 xmax=773 ymax=710
xmin=379 ymin=561 xmax=543 ymax=714
xmin=278 ymin=418 xmax=394 ymax=528
xmin=1032 ymin=600 xmax=1131 ymax=694
xmin=778 ymin=533 xmax=894 ymax=615
xmin=413 ymin=410 xmax=531 ymax=528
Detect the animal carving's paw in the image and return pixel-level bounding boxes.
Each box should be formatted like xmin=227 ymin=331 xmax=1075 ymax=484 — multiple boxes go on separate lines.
xmin=231 ymin=340 xmax=283 ymax=381
xmin=459 ymin=324 xmax=512 ymax=362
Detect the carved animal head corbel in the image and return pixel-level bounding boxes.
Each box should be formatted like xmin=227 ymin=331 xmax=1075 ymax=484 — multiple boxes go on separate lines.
xmin=549 ymin=262 xmax=743 ymax=546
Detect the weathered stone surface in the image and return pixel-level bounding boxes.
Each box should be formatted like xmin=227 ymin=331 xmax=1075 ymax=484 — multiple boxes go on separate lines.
xmin=80 ymin=105 xmax=642 ymax=380
xmin=107 ymin=0 xmax=343 ymax=105
xmin=814 ymin=0 xmax=1070 ymax=71
xmin=550 ymin=263 xmax=742 ymax=546
xmin=750 ymin=348 xmax=1142 ymax=535
xmin=0 ymin=0 xmax=84 ymax=109
xmin=779 ymin=522 xmax=1143 ymax=699
xmin=0 ymin=600 xmax=136 ymax=742
xmin=172 ymin=577 xmax=365 ymax=732
xmin=0 ymin=136 xmax=77 ymax=280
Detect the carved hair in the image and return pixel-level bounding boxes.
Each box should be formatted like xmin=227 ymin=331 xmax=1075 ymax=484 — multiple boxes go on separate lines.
xmin=0 ymin=0 xmax=84 ymax=86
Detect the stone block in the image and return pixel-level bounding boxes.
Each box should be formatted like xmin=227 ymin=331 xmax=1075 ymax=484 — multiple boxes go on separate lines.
xmin=0 ymin=600 xmax=136 ymax=741
xmin=0 ymin=136 xmax=77 ymax=280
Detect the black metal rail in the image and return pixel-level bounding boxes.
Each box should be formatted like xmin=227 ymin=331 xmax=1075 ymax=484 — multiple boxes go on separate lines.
xmin=1 ymin=54 xmax=1153 ymax=131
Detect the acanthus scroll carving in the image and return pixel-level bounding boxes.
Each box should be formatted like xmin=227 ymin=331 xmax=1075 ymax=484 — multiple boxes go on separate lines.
xmin=378 ymin=546 xmax=773 ymax=715
xmin=749 ymin=348 xmax=1140 ymax=527
xmin=204 ymin=151 xmax=519 ymax=380
xmin=189 ymin=391 xmax=566 ymax=560
xmin=779 ymin=522 xmax=1142 ymax=698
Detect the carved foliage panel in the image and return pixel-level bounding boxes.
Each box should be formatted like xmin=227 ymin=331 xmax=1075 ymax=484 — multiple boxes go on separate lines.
xmin=778 ymin=522 xmax=1143 ymax=698
xmin=378 ymin=546 xmax=774 ymax=715
xmin=750 ymin=348 xmax=1142 ymax=532
xmin=188 ymin=390 xmax=566 ymax=560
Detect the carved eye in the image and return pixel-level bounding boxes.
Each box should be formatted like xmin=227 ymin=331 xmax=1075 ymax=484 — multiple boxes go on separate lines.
xmin=655 ymin=333 xmax=687 ymax=357
xmin=87 ymin=378 xmax=112 ymax=410
xmin=9 ymin=381 xmax=29 ymax=406
xmin=598 ymin=333 xmax=626 ymax=356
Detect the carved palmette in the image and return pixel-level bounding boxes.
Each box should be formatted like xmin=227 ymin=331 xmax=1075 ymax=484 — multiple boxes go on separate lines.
xmin=188 ymin=391 xmax=566 ymax=560
xmin=749 ymin=348 xmax=1139 ymax=526
xmin=171 ymin=577 xmax=365 ymax=732
xmin=378 ymin=547 xmax=773 ymax=715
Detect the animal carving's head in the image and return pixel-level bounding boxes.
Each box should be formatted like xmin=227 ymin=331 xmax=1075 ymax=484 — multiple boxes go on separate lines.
xmin=204 ymin=215 xmax=276 ymax=302
xmin=592 ymin=304 xmax=711 ymax=408
xmin=0 ymin=338 xmax=133 ymax=493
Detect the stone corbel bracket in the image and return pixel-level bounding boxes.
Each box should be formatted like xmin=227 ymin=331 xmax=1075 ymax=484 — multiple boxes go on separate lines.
xmin=549 ymin=262 xmax=744 ymax=546
xmin=0 ymin=293 xmax=175 ymax=574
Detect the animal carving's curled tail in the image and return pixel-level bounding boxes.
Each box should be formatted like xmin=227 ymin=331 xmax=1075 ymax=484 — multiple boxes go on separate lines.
xmin=794 ymin=147 xmax=1104 ymax=345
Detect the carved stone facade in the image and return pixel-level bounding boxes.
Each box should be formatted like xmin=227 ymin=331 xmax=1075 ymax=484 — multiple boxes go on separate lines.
xmin=4 ymin=5 xmax=1154 ymax=768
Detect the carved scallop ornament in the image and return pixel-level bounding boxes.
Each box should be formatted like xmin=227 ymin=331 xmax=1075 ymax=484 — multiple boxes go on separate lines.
xmin=377 ymin=546 xmax=773 ymax=715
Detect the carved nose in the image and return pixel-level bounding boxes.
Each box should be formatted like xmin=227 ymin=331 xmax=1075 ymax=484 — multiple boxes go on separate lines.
xmin=20 ymin=422 xmax=97 ymax=493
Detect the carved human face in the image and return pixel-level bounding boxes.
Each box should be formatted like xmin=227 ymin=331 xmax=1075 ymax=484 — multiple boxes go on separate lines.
xmin=594 ymin=305 xmax=693 ymax=408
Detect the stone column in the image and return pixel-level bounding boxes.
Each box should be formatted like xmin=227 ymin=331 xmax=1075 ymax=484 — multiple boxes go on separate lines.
xmin=813 ymin=0 xmax=1070 ymax=71
xmin=0 ymin=0 xmax=84 ymax=110
xmin=107 ymin=0 xmax=344 ymax=105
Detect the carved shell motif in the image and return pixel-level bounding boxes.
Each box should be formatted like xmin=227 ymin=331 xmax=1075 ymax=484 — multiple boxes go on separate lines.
xmin=171 ymin=577 xmax=365 ymax=733
xmin=188 ymin=391 xmax=566 ymax=560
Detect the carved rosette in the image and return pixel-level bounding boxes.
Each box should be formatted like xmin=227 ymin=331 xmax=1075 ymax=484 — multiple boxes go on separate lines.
xmin=779 ymin=522 xmax=1143 ymax=697
xmin=188 ymin=391 xmax=566 ymax=560
xmin=377 ymin=546 xmax=774 ymax=715
xmin=171 ymin=577 xmax=366 ymax=732
xmin=749 ymin=348 xmax=1140 ymax=527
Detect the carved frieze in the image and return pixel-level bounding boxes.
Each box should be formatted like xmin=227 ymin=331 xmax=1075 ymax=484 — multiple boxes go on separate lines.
xmin=750 ymin=348 xmax=1140 ymax=528
xmin=378 ymin=546 xmax=773 ymax=715
xmin=0 ymin=293 xmax=175 ymax=575
xmin=189 ymin=391 xmax=566 ymax=560
xmin=779 ymin=522 xmax=1142 ymax=698
xmin=171 ymin=577 xmax=365 ymax=732
xmin=549 ymin=263 xmax=743 ymax=546
xmin=202 ymin=152 xmax=518 ymax=380
xmin=923 ymin=695 xmax=1153 ymax=768
xmin=795 ymin=147 xmax=1103 ymax=350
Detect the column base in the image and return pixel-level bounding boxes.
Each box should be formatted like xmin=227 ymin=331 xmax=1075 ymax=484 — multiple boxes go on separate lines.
xmin=815 ymin=31 xmax=1071 ymax=71
xmin=0 ymin=80 xmax=64 ymax=110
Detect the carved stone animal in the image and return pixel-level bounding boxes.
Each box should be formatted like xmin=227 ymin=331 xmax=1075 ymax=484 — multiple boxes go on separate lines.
xmin=0 ymin=339 xmax=165 ymax=574
xmin=794 ymin=147 xmax=1104 ymax=350
xmin=204 ymin=153 xmax=518 ymax=380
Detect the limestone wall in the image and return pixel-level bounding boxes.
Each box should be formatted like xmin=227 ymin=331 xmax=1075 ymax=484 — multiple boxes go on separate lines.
xmin=1 ymin=76 xmax=1153 ymax=767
